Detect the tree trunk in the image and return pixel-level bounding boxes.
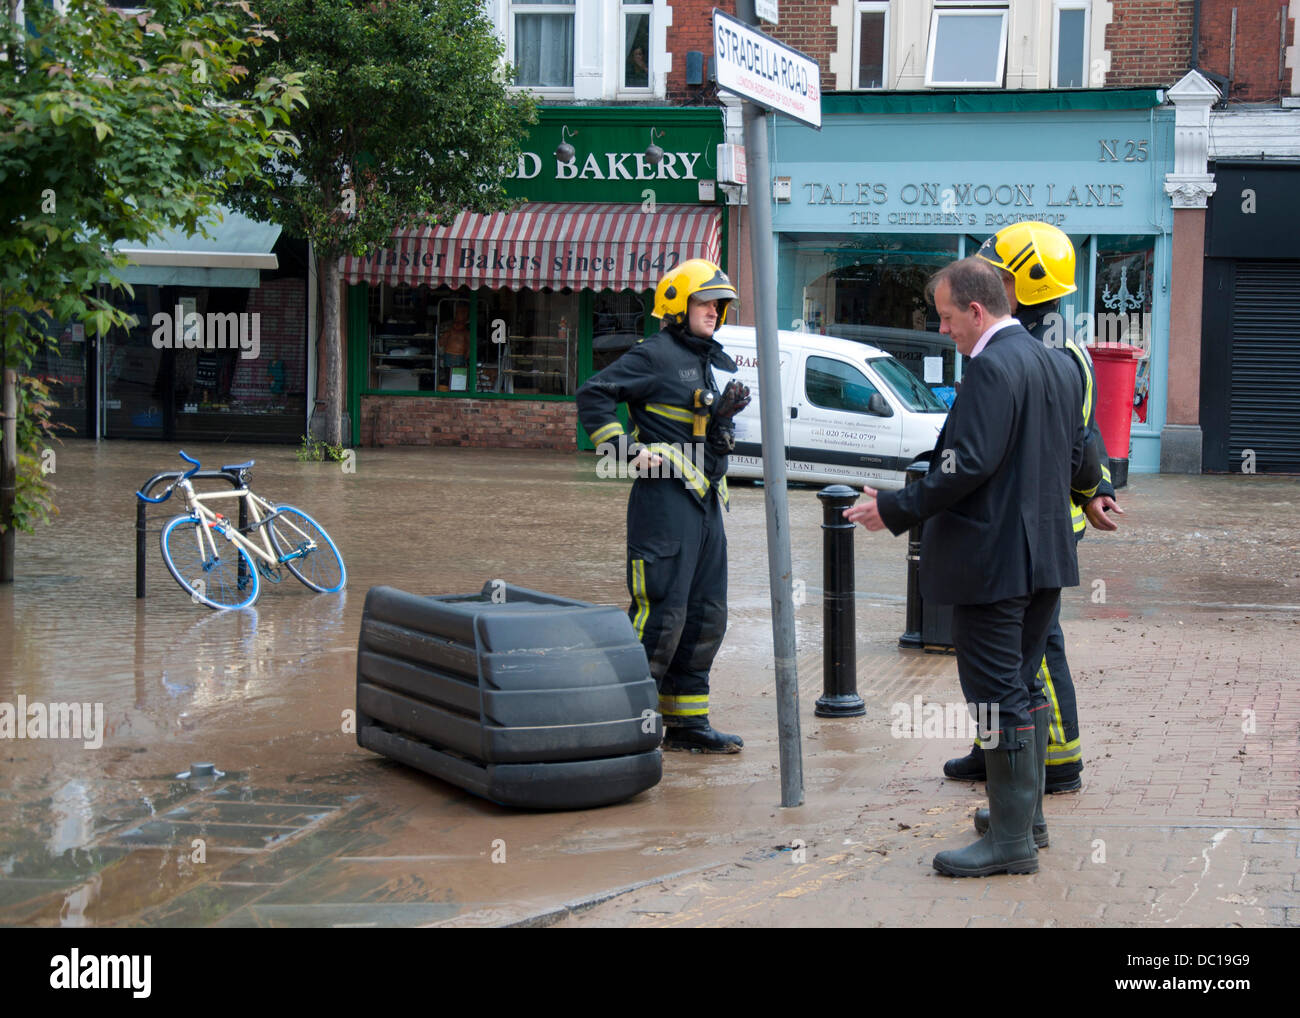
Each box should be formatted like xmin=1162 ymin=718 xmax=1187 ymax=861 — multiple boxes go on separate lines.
xmin=1 ymin=367 xmax=17 ymax=584
xmin=321 ymin=253 xmax=344 ymax=447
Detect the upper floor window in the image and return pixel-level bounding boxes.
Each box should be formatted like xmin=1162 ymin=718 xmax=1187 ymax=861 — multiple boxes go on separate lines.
xmin=623 ymin=2 xmax=652 ymax=90
xmin=854 ymin=2 xmax=889 ymax=90
xmin=511 ymin=0 xmax=575 ymax=90
xmin=925 ymin=3 xmax=1008 ymax=87
xmin=1052 ymin=1 xmax=1090 ymax=88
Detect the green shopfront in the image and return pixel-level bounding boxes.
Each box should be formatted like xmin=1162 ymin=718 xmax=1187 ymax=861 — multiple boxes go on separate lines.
xmin=344 ymin=107 xmax=726 ymax=451
xmin=769 ymin=91 xmax=1175 ymax=473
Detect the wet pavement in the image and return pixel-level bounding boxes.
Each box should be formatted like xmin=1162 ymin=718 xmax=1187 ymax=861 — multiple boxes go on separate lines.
xmin=1 ymin=440 xmax=1297 ymax=927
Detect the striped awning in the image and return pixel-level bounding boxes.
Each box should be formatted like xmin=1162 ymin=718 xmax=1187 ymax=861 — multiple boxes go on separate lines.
xmin=340 ymin=202 xmax=721 ymax=290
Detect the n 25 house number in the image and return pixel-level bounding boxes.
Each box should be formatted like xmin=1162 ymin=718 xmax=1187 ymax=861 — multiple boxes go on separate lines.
xmin=1099 ymin=139 xmax=1148 ymax=162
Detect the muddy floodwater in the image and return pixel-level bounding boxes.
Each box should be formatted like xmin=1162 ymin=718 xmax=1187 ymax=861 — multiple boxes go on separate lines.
xmin=2 ymin=440 xmax=1297 ymax=926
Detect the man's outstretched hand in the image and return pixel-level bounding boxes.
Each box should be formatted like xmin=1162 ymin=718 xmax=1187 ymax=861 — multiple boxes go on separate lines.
xmin=1084 ymin=494 xmax=1123 ymax=532
xmin=843 ymin=485 xmax=887 ymax=531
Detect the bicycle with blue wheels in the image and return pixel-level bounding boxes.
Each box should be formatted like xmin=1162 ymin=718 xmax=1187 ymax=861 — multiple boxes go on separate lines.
xmin=136 ymin=451 xmax=346 ymax=610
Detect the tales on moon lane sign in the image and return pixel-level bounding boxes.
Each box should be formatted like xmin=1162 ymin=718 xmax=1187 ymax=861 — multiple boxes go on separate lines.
xmin=713 ymin=8 xmax=821 ymax=130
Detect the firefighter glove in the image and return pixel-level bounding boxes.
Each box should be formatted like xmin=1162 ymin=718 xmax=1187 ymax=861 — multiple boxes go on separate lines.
xmin=713 ymin=379 xmax=751 ymax=420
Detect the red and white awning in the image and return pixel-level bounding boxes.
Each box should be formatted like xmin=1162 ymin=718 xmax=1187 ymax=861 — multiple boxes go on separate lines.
xmin=340 ymin=202 xmax=721 ymax=291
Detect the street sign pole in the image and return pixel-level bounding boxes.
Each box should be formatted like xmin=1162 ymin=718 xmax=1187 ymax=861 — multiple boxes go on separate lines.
xmin=731 ymin=0 xmax=804 ymax=808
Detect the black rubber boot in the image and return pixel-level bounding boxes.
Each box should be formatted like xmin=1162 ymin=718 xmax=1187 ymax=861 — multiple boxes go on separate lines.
xmin=662 ymin=718 xmax=743 ymax=754
xmin=1045 ymin=768 xmax=1083 ymax=794
xmin=975 ymin=707 xmax=1049 ymax=848
xmin=942 ymin=742 xmax=985 ymax=781
xmin=933 ymin=727 xmax=1038 ymax=877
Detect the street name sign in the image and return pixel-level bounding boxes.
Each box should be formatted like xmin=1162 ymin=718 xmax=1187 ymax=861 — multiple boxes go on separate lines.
xmin=713 ymin=8 xmax=821 ymax=129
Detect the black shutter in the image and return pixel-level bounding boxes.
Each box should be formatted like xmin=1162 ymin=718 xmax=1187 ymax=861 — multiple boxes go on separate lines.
xmin=1228 ymin=262 xmax=1300 ymax=473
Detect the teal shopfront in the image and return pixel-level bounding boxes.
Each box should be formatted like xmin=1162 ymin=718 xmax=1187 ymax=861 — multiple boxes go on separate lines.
xmin=344 ymin=107 xmax=726 ymax=451
xmin=769 ymin=90 xmax=1174 ymax=473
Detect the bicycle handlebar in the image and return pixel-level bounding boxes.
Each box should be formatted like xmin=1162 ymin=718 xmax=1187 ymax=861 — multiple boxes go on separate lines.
xmin=135 ymin=450 xmax=203 ymax=503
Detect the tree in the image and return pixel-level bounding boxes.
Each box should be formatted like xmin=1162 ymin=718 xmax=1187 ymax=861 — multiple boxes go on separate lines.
xmin=226 ymin=0 xmax=535 ymax=446
xmin=0 ymin=0 xmax=306 ymax=581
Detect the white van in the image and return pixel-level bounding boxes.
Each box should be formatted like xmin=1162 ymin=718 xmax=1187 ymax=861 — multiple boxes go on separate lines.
xmin=714 ymin=325 xmax=950 ymax=490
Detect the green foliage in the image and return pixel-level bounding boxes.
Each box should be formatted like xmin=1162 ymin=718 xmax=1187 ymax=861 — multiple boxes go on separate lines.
xmin=0 ymin=0 xmax=307 ymax=563
xmin=5 ymin=377 xmax=71 ymax=534
xmin=0 ymin=0 xmax=307 ymax=358
xmin=225 ymin=0 xmax=536 ymax=257
xmin=296 ymin=435 xmax=347 ymax=462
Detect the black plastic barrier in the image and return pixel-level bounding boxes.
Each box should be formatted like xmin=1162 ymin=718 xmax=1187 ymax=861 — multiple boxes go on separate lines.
xmin=356 ymin=581 xmax=662 ymax=810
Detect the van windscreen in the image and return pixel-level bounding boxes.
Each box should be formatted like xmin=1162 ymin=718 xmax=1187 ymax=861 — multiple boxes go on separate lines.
xmin=871 ymin=357 xmax=948 ymax=413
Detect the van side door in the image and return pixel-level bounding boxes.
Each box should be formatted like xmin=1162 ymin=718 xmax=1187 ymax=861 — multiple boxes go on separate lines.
xmin=788 ymin=354 xmax=904 ymax=484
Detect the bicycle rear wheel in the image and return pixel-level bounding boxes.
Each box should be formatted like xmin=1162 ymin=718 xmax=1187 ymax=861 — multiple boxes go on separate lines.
xmin=160 ymin=515 xmax=260 ymax=610
xmin=267 ymin=505 xmax=346 ymax=593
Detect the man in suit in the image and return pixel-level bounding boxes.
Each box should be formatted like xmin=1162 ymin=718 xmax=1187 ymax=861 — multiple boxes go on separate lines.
xmin=845 ymin=256 xmax=1101 ymax=877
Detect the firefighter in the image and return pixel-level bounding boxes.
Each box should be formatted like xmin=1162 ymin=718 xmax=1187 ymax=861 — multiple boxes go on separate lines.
xmin=941 ymin=221 xmax=1122 ymax=807
xmin=576 ymin=259 xmax=750 ymax=753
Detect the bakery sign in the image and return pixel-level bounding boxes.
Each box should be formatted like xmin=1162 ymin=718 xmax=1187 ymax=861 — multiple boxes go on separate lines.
xmin=505 ymin=149 xmax=707 ymax=184
xmin=502 ymin=109 xmax=725 ymax=204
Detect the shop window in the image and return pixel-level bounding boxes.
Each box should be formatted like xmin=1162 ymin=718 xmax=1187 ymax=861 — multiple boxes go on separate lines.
xmin=512 ymin=0 xmax=575 ymax=90
xmin=1052 ymin=2 xmax=1089 ymax=88
xmin=854 ymin=2 xmax=889 ymax=90
xmin=784 ymin=232 xmax=960 ymax=385
xmin=925 ymin=4 xmax=1008 ymax=87
xmin=100 ymin=282 xmax=307 ymax=440
xmin=369 ymin=284 xmax=483 ymax=393
xmin=806 ymin=356 xmax=883 ymax=415
xmin=1094 ymin=236 xmax=1155 ymax=424
xmin=482 ymin=288 xmax=579 ymax=395
xmin=592 ymin=290 xmax=650 ymax=374
xmin=623 ymin=3 xmax=652 ymax=90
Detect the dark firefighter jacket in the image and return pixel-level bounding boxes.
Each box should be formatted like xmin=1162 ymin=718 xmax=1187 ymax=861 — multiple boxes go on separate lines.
xmin=1021 ymin=301 xmax=1117 ymax=534
xmin=576 ymin=324 xmax=736 ymax=508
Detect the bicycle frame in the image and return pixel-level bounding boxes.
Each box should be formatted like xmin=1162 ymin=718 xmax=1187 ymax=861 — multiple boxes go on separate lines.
xmin=172 ymin=478 xmax=316 ymax=573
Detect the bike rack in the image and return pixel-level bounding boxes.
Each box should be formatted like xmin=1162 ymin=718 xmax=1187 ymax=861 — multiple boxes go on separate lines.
xmin=136 ymin=468 xmax=248 ymax=599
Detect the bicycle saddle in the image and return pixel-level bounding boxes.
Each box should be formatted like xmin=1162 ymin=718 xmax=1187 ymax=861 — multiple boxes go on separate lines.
xmin=221 ymin=459 xmax=256 ymax=472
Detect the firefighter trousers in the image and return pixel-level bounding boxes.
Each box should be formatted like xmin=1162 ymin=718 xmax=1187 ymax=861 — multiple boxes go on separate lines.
xmin=625 ymin=477 xmax=727 ymax=728
xmin=1039 ymin=586 xmax=1083 ymax=778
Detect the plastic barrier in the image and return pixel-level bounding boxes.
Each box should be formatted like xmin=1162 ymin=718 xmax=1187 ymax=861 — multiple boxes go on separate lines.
xmin=356 ymin=581 xmax=662 ymax=809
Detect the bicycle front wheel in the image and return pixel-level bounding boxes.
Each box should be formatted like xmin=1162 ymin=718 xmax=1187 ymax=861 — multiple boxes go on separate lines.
xmin=160 ymin=515 xmax=260 ymax=610
xmin=267 ymin=505 xmax=346 ymax=593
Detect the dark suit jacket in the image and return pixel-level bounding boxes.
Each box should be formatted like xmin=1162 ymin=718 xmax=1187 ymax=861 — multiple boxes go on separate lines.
xmin=876 ymin=322 xmax=1101 ymax=606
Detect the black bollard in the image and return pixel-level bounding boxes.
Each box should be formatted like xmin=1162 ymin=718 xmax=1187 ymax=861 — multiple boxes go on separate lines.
xmin=815 ymin=485 xmax=866 ymax=718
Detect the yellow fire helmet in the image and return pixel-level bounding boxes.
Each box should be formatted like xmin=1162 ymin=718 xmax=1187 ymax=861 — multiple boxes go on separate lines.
xmin=976 ymin=221 xmax=1077 ymax=307
xmin=653 ymin=258 xmax=738 ymax=326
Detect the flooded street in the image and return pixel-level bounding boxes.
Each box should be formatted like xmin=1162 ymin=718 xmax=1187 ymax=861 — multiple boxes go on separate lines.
xmin=2 ymin=440 xmax=1298 ymax=926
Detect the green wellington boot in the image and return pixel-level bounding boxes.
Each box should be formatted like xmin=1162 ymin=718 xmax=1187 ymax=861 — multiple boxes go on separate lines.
xmin=974 ymin=706 xmax=1049 ymax=848
xmin=933 ymin=726 xmax=1038 ymax=877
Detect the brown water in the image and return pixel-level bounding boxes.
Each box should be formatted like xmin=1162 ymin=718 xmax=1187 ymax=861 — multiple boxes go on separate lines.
xmin=2 ymin=440 xmax=1297 ymax=926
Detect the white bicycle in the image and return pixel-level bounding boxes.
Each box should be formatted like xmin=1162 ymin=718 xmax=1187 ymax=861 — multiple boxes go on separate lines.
xmin=136 ymin=451 xmax=346 ymax=610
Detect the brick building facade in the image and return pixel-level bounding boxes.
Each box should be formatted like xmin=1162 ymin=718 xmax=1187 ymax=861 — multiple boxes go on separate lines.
xmin=1197 ymin=0 xmax=1296 ymax=101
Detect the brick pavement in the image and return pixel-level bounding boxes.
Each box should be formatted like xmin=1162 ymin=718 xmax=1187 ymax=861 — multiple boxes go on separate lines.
xmin=558 ymin=613 xmax=1300 ymax=928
